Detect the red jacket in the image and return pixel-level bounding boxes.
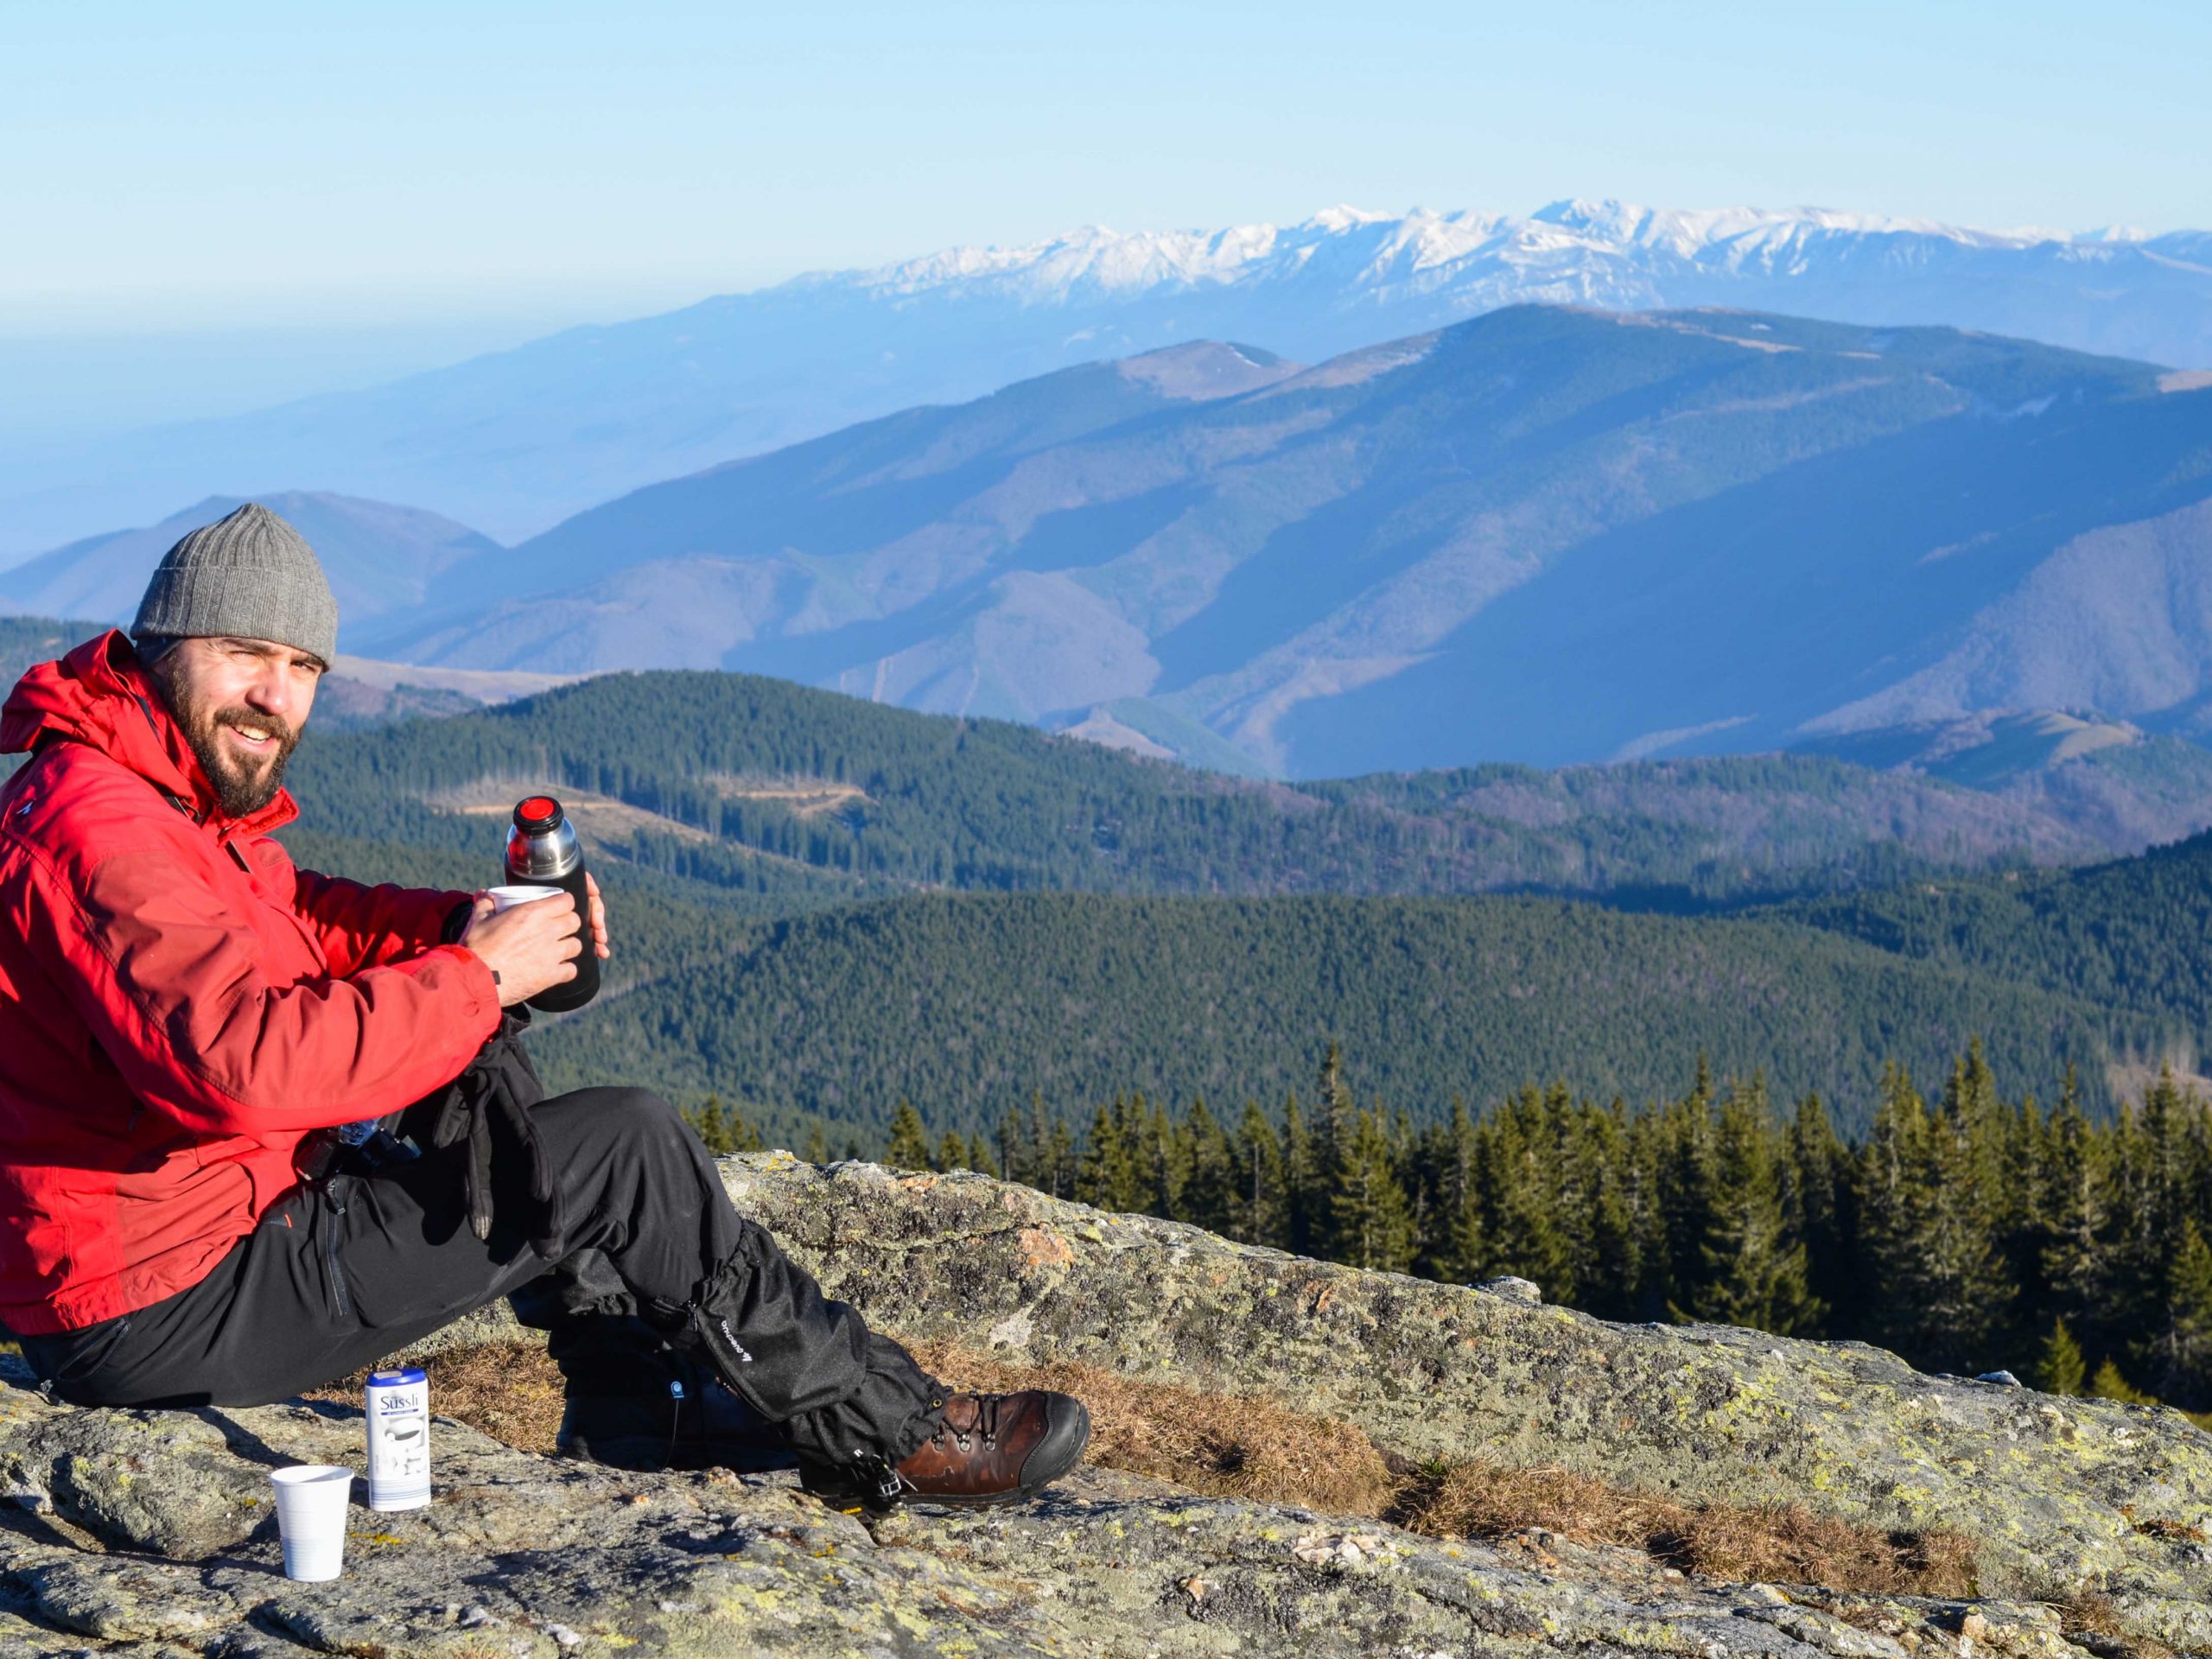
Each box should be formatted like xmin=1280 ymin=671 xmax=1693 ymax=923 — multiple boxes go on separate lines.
xmin=0 ymin=632 xmax=499 ymax=1334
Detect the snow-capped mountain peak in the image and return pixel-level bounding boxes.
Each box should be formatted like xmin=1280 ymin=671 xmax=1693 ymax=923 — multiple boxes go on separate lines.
xmin=798 ymin=200 xmax=2185 ymax=316
xmin=15 ymin=195 xmax=2212 ymax=563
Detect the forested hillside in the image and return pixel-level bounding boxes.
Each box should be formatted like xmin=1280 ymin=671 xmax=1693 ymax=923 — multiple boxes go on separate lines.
xmin=4 ymin=633 xmax=2201 ymax=1165
xmin=6 ymin=628 xmax=2197 ymax=895
xmin=526 ymin=890 xmax=2159 ymax=1139
xmin=275 ymin=667 xmax=2165 ymax=910
xmin=1781 ymin=832 xmax=2212 ymax=1042
xmin=0 ymin=617 xmax=98 ymax=690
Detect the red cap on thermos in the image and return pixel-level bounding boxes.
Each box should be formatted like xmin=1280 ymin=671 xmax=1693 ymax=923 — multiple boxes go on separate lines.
xmin=503 ymin=797 xmax=599 ymax=1013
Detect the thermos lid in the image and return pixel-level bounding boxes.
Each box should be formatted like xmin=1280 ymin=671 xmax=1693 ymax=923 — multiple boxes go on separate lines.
xmin=513 ymin=796 xmax=563 ymax=833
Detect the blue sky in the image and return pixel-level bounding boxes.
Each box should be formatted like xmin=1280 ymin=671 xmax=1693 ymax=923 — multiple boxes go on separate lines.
xmin=3 ymin=1 xmax=2206 ymax=348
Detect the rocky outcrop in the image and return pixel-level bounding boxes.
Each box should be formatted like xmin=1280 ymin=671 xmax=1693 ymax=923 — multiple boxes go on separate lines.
xmin=5 ymin=1152 xmax=2210 ymax=1656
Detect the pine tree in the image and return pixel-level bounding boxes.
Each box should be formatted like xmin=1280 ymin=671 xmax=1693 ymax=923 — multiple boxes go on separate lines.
xmin=1859 ymin=1063 xmax=1936 ymax=1357
xmin=2090 ymin=1357 xmax=2155 ymax=1406
xmin=2037 ymin=1067 xmax=2114 ymax=1358
xmin=1857 ymin=1052 xmax=2012 ymax=1369
xmin=1649 ymin=1077 xmax=1714 ymax=1319
xmin=1784 ymin=1091 xmax=1853 ymax=1337
xmin=1478 ymin=1085 xmax=1574 ymax=1300
xmin=1282 ymin=1092 xmax=1319 ymax=1257
xmin=2155 ymin=1218 xmax=2212 ymax=1408
xmin=2036 ymin=1317 xmax=2087 ymax=1396
xmin=1910 ymin=1042 xmax=2012 ymax=1370
xmin=1569 ymin=1095 xmax=1640 ymax=1319
xmin=1131 ymin=1093 xmax=1188 ymax=1221
xmin=1443 ymin=1160 xmax=1487 ymax=1285
xmin=687 ymin=1095 xmax=736 ymax=1155
xmin=1003 ymin=1090 xmax=1055 ymax=1190
xmin=1423 ymin=1099 xmax=1483 ymax=1284
xmin=967 ymin=1132 xmax=1001 ymax=1180
xmin=885 ymin=1100 xmax=933 ymax=1171
xmin=1230 ymin=1099 xmax=1287 ymax=1248
xmin=1541 ymin=1084 xmax=1600 ymax=1299
xmin=1684 ymin=1077 xmax=1821 ymax=1336
xmin=1043 ymin=1116 xmax=1077 ymax=1200
xmin=1328 ymin=1106 xmax=1417 ymax=1274
xmin=796 ymin=1042 xmax=2212 ymax=1382
xmin=684 ymin=1096 xmax=764 ymax=1155
xmin=1075 ymin=1096 xmax=1142 ymax=1213
xmin=1623 ymin=1103 xmax=1672 ymax=1320
xmin=1181 ymin=1097 xmax=1236 ymax=1236
xmin=2103 ymin=1073 xmax=2189 ymax=1369
xmin=1990 ymin=1090 xmax=2049 ymax=1360
xmin=1308 ymin=1043 xmax=1357 ymax=1256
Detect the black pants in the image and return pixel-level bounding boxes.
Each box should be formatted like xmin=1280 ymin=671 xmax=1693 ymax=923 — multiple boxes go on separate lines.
xmin=19 ymin=1089 xmax=942 ymax=1466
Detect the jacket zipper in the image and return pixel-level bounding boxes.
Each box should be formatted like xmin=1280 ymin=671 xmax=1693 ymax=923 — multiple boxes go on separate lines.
xmin=323 ymin=1178 xmax=353 ymax=1319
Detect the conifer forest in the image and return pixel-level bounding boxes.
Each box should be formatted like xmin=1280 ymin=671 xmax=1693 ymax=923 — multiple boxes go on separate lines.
xmin=690 ymin=1041 xmax=2212 ymax=1418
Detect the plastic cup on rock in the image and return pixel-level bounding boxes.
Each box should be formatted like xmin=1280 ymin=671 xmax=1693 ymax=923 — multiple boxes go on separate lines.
xmin=487 ymin=884 xmax=563 ymax=913
xmin=270 ymin=1465 xmax=353 ymax=1581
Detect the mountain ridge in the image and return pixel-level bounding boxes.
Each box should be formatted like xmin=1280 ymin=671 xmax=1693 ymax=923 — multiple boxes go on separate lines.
xmin=10 ymin=198 xmax=2212 ymax=555
xmin=327 ymin=306 xmax=2212 ymax=778
xmin=0 ymin=490 xmax=499 ymax=626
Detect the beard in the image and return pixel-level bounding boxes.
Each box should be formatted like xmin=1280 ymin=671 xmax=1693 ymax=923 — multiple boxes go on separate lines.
xmin=170 ymin=691 xmax=301 ymax=818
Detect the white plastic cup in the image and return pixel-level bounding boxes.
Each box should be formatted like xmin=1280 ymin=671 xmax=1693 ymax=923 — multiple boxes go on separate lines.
xmin=270 ymin=1465 xmax=353 ymax=1581
xmin=487 ymin=884 xmax=563 ymax=913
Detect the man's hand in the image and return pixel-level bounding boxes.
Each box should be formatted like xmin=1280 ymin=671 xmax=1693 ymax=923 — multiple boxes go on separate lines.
xmin=459 ymin=893 xmax=583 ymax=1008
xmin=584 ymin=871 xmax=612 ymax=960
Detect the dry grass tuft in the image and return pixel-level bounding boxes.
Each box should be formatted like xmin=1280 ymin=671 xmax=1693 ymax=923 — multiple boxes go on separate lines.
xmin=1387 ymin=1459 xmax=1974 ymax=1595
xmin=317 ymin=1338 xmax=1976 ymax=1599
xmin=2057 ymin=1592 xmax=2180 ymax=1659
xmin=1673 ymin=1500 xmax=1975 ymax=1596
xmin=305 ymin=1343 xmax=566 ymax=1455
xmin=910 ymin=1339 xmax=1400 ymax=1515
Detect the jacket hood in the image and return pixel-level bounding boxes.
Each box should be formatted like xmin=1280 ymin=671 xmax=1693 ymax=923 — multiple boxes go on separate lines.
xmin=0 ymin=630 xmax=297 ymax=835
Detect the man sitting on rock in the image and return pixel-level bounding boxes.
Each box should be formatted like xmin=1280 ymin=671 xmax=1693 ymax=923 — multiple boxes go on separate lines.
xmin=0 ymin=502 xmax=1088 ymax=1512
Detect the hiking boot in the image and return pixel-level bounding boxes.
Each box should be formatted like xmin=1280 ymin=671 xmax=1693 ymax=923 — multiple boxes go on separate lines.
xmin=557 ymin=1369 xmax=795 ymax=1473
xmin=801 ymin=1389 xmax=1090 ymax=1511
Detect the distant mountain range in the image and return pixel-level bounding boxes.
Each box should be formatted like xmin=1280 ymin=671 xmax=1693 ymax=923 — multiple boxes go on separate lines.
xmin=6 ymin=200 xmax=2212 ymax=556
xmin=16 ymin=306 xmax=2212 ymax=786
xmin=0 ymin=492 xmax=496 ymax=626
xmin=376 ymin=307 xmax=2212 ymax=779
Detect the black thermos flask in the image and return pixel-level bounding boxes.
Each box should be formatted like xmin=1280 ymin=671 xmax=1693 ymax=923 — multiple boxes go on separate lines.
xmin=503 ymin=795 xmax=601 ymax=1014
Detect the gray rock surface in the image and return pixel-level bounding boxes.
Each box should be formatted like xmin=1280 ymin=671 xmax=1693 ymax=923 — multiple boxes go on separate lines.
xmin=6 ymin=1153 xmax=2210 ymax=1656
xmin=699 ymin=1157 xmax=2212 ymax=1611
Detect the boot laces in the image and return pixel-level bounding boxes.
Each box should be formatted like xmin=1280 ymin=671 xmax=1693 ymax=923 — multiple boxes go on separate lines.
xmin=931 ymin=1391 xmax=1007 ymax=1455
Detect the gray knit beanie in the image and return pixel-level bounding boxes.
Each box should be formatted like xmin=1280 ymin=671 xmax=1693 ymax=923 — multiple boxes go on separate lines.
xmin=131 ymin=502 xmax=339 ymax=666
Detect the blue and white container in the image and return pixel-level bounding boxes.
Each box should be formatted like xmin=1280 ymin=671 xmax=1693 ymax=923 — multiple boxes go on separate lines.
xmin=365 ymin=1368 xmax=431 ymax=1511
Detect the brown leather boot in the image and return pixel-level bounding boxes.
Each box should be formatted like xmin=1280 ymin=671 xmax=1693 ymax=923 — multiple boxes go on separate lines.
xmin=802 ymin=1389 xmax=1090 ymax=1511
